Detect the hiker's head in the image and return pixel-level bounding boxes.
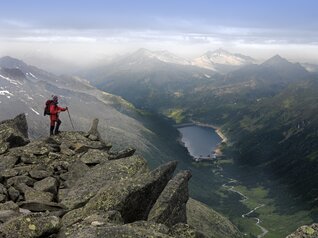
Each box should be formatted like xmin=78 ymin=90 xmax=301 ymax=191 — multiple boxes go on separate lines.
xmin=52 ymin=95 xmax=58 ymax=104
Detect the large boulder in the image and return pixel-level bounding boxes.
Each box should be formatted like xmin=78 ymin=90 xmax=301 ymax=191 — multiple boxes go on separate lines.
xmin=0 ymin=213 xmax=60 ymax=238
xmin=87 ymin=160 xmax=177 ymax=222
xmin=286 ymin=223 xmax=318 ymax=238
xmin=61 ymin=155 xmax=149 ymax=210
xmin=0 ymin=155 xmax=19 ymax=171
xmin=34 ymin=177 xmax=58 ymax=195
xmin=62 ymin=161 xmax=90 ymax=188
xmin=0 ymin=209 xmax=21 ymax=223
xmin=7 ymin=175 xmax=35 ymax=187
xmin=58 ymin=221 xmax=172 ymax=238
xmin=148 ymin=170 xmax=192 ymax=227
xmin=20 ymin=184 xmax=54 ymax=203
xmin=79 ymin=149 xmax=109 ymax=165
xmin=62 ymin=161 xmax=177 ymax=227
xmin=0 ymin=113 xmax=29 ymax=150
xmin=58 ymin=220 xmax=205 ymax=238
xmin=0 ymin=201 xmax=20 ymax=223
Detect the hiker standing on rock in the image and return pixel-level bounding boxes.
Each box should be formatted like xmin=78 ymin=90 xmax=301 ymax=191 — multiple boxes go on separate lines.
xmin=48 ymin=95 xmax=67 ymax=135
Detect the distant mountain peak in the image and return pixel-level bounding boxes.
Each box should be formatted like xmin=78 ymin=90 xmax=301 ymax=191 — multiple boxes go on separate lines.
xmin=262 ymin=54 xmax=291 ymax=66
xmin=127 ymin=48 xmax=191 ymax=65
xmin=269 ymin=54 xmax=286 ymax=61
xmin=192 ymin=49 xmax=255 ymax=72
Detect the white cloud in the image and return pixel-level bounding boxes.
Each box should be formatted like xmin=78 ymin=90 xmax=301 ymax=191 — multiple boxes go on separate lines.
xmin=0 ymin=18 xmax=317 ymax=70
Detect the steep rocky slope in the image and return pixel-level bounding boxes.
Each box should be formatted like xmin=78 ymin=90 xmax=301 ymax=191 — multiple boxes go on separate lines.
xmin=287 ymin=223 xmax=318 ymax=238
xmin=0 ymin=114 xmax=241 ymax=238
xmin=0 ymin=56 xmax=192 ymax=169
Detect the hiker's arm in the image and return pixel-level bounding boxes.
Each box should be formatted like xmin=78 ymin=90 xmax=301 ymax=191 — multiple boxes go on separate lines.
xmin=57 ymin=106 xmax=67 ymax=112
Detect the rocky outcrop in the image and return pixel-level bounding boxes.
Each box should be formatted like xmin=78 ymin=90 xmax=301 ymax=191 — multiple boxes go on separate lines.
xmin=61 ymin=160 xmax=177 ymax=226
xmin=186 ymin=198 xmax=242 ymax=238
xmin=286 ymin=223 xmax=318 ymax=238
xmin=0 ymin=114 xmax=240 ymax=237
xmin=148 ymin=170 xmax=191 ymax=226
xmin=0 ymin=114 xmax=29 ymax=151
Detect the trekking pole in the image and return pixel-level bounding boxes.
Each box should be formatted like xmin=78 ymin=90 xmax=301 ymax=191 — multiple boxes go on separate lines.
xmin=67 ymin=108 xmax=75 ymax=130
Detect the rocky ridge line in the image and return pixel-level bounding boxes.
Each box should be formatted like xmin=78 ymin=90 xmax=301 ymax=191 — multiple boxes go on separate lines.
xmin=0 ymin=114 xmax=206 ymax=238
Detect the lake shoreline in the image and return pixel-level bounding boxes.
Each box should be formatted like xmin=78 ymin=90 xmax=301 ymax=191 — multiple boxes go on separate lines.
xmin=174 ymin=121 xmax=228 ymax=157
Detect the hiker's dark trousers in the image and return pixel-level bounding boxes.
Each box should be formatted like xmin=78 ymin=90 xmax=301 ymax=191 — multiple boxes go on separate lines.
xmin=50 ymin=119 xmax=61 ymax=135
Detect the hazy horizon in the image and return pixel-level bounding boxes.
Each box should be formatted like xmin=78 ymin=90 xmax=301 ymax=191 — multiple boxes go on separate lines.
xmin=0 ymin=0 xmax=317 ymax=73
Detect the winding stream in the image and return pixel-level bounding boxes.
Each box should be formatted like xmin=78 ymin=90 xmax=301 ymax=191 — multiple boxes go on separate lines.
xmin=222 ymin=177 xmax=268 ymax=238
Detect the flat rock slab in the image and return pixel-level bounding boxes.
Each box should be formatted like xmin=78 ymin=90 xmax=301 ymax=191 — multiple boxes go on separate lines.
xmin=58 ymin=221 xmax=172 ymax=238
xmin=61 ymin=155 xmax=149 ymax=210
xmin=58 ymin=220 xmax=205 ymax=238
xmin=7 ymin=175 xmax=36 ymax=187
xmin=19 ymin=201 xmax=66 ymax=213
xmin=62 ymin=161 xmax=177 ymax=227
xmin=0 ymin=213 xmax=60 ymax=238
xmin=80 ymin=149 xmax=109 ymax=165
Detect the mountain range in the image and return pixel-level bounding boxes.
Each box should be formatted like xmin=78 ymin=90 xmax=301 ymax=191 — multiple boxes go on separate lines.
xmin=0 ymin=56 xmax=189 ymax=168
xmin=81 ymin=49 xmax=318 ymax=235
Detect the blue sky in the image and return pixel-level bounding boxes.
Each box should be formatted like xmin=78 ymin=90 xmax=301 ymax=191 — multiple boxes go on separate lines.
xmin=0 ymin=0 xmax=317 ymax=68
xmin=1 ymin=0 xmax=317 ymax=31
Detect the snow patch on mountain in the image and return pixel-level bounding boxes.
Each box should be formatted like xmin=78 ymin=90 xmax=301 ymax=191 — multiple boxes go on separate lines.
xmin=0 ymin=74 xmax=22 ymax=86
xmin=0 ymin=90 xmax=14 ymax=96
xmin=26 ymin=72 xmax=38 ymax=79
xmin=192 ymin=49 xmax=256 ymax=71
xmin=130 ymin=48 xmax=191 ymax=65
xmin=30 ymin=107 xmax=40 ymax=115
